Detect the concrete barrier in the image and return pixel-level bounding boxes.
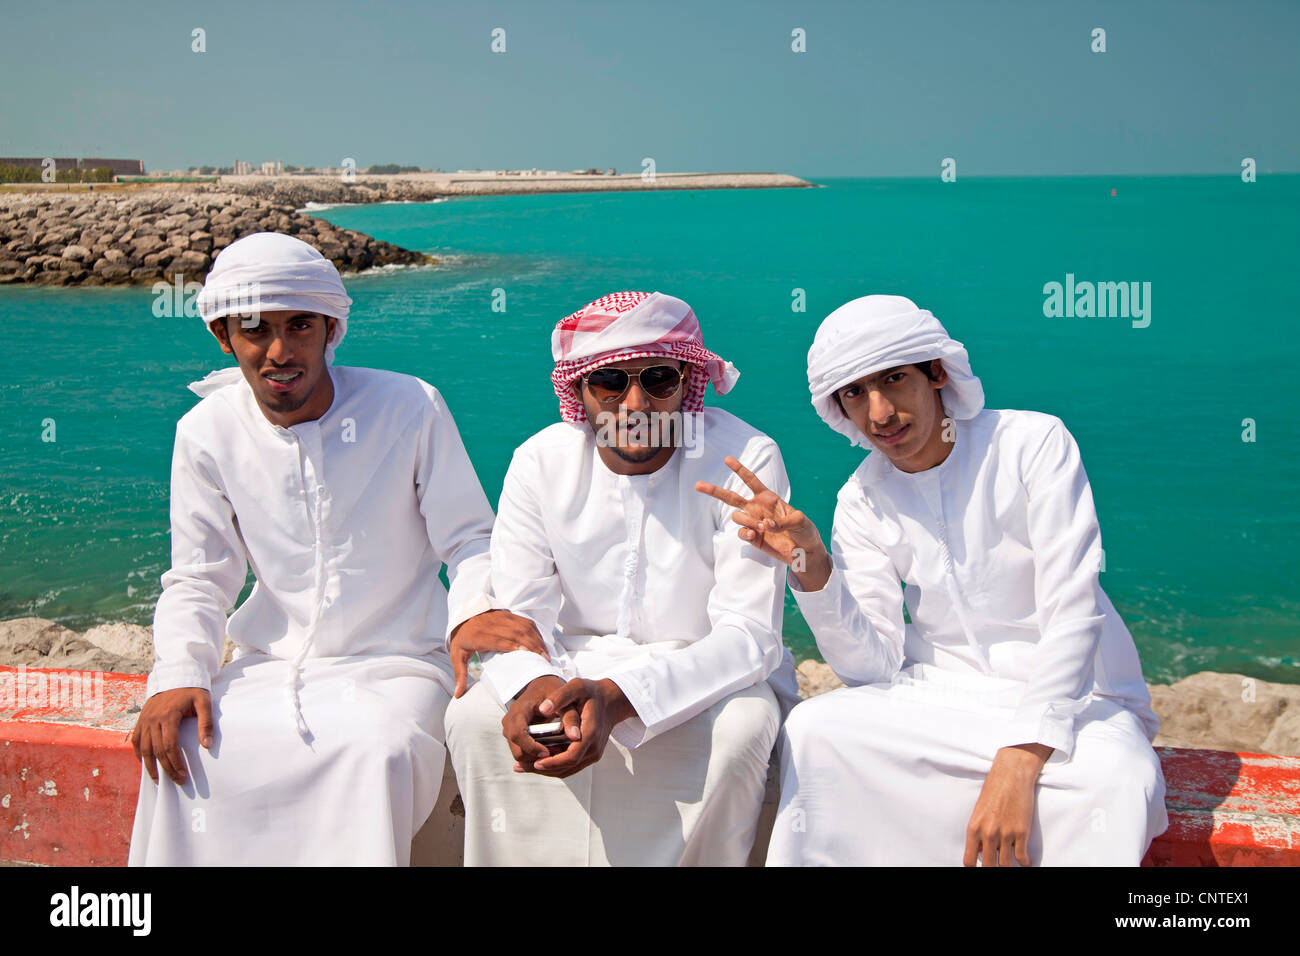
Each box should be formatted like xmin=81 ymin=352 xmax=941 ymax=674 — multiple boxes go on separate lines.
xmin=2 ymin=667 xmax=1296 ymax=866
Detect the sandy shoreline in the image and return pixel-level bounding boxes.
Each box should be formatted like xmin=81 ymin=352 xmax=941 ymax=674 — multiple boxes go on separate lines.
xmin=2 ymin=617 xmax=1295 ymax=757
xmin=205 ymin=170 xmax=815 ymax=208
xmin=2 ymin=170 xmax=814 ymax=205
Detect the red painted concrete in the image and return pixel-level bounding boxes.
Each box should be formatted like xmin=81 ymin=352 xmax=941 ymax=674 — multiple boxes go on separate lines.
xmin=1 ymin=666 xmax=146 ymax=865
xmin=2 ymin=666 xmax=1297 ymax=866
xmin=0 ymin=723 xmax=139 ymax=865
xmin=1142 ymin=746 xmax=1300 ymax=866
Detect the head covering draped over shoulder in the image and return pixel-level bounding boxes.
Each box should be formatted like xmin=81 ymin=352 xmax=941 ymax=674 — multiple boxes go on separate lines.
xmin=807 ymin=294 xmax=985 ymax=448
xmin=550 ymin=291 xmax=740 ymax=424
xmin=187 ymin=232 xmax=354 ymax=397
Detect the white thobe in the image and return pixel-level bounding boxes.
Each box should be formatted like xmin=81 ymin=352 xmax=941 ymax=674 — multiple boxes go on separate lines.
xmin=446 ymin=406 xmax=798 ymax=865
xmin=129 ymin=366 xmax=495 ymax=866
xmin=768 ymin=408 xmax=1168 ymax=866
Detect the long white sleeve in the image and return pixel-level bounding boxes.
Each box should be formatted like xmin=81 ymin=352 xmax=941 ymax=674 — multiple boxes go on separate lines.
xmin=477 ymin=447 xmax=571 ymax=706
xmin=414 ymin=387 xmax=496 ymax=645
xmin=789 ymin=479 xmax=907 ymax=687
xmin=603 ymin=440 xmax=790 ymax=748
xmin=1000 ymin=417 xmax=1107 ymax=758
xmin=148 ymin=423 xmax=249 ymax=698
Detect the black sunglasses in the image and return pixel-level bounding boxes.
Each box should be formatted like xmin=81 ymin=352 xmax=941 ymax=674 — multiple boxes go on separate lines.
xmin=582 ymin=365 xmax=685 ymax=402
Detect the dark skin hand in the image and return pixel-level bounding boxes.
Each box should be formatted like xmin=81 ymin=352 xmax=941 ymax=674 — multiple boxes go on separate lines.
xmin=127 ymin=611 xmax=545 ymax=784
xmin=963 ymin=742 xmax=1054 ymax=866
xmin=502 ymin=675 xmax=637 ymax=778
xmin=127 ymin=687 xmax=214 ymax=785
xmin=448 ymin=609 xmax=551 ymax=698
xmin=694 ymin=455 xmax=833 ymax=592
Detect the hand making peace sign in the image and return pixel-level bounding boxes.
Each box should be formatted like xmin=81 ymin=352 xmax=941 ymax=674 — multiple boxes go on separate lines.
xmin=694 ymin=456 xmax=835 ymax=592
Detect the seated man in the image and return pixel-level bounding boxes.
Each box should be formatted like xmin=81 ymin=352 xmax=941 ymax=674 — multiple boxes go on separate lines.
xmin=128 ymin=232 xmax=541 ymax=866
xmin=445 ymin=291 xmax=799 ymax=866
xmin=701 ymin=294 xmax=1167 ymax=866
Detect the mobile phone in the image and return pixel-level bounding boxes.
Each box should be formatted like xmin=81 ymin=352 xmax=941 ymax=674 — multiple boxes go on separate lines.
xmin=527 ymin=720 xmax=570 ymax=748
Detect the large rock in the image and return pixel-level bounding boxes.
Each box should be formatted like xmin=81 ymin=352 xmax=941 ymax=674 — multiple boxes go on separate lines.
xmin=171 ymin=249 xmax=210 ymax=276
xmin=0 ymin=617 xmax=136 ymax=673
xmin=96 ymin=263 xmax=134 ymax=283
xmin=1263 ymin=708 xmax=1300 ymax=757
xmin=131 ymin=234 xmax=165 ymax=257
xmin=82 ymin=622 xmax=154 ymax=669
xmin=0 ymin=618 xmax=239 ymax=677
xmin=317 ymin=238 xmax=345 ymax=261
xmin=796 ymin=659 xmax=845 ymax=699
xmin=1150 ymin=671 xmax=1300 ymax=756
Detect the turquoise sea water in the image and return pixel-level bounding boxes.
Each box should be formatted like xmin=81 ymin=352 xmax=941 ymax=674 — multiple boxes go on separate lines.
xmin=1 ymin=176 xmax=1296 ymax=684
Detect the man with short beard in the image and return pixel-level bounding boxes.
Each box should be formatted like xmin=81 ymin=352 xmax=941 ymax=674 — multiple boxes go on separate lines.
xmin=128 ymin=232 xmax=543 ymax=865
xmin=445 ymin=291 xmax=798 ymax=866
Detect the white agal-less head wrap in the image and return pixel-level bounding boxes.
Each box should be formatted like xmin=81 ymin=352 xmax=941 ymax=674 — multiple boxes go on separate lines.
xmin=188 ymin=232 xmax=353 ymax=397
xmin=807 ymin=294 xmax=985 ymax=448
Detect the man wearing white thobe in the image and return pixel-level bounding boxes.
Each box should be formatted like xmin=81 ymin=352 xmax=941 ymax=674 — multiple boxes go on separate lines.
xmin=703 ymin=295 xmax=1167 ymax=866
xmin=444 ymin=291 xmax=798 ymax=866
xmin=128 ymin=233 xmax=540 ymax=866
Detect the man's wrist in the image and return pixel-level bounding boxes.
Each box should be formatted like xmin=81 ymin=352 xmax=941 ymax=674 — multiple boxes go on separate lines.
xmin=597 ymin=678 xmax=636 ymax=724
xmin=792 ymin=546 xmax=833 ymax=592
xmin=996 ymin=743 xmax=1053 ymax=778
xmin=514 ymin=674 xmax=563 ymax=703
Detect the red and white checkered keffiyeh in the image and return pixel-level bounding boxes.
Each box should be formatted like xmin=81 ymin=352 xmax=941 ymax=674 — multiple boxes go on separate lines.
xmin=550 ymin=291 xmax=740 ymax=423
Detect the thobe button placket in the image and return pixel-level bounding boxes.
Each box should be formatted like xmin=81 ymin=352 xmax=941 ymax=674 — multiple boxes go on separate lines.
xmin=284 ymin=421 xmax=331 ymax=742
xmin=936 ymin=521 xmax=955 ymax=575
xmin=914 ymin=470 xmax=990 ymax=672
xmin=615 ymin=475 xmax=650 ymax=641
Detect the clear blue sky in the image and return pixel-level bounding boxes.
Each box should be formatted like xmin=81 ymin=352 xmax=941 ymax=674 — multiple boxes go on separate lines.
xmin=2 ymin=0 xmax=1296 ymax=177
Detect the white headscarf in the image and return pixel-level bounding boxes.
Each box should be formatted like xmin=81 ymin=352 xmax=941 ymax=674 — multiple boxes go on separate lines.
xmin=807 ymin=295 xmax=985 ymax=447
xmin=188 ymin=232 xmax=353 ymax=397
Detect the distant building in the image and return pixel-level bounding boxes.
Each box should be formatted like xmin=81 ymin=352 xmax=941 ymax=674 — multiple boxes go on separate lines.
xmin=79 ymin=158 xmax=145 ymax=176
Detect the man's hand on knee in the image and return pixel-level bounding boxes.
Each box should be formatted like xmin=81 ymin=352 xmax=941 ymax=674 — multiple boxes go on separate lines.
xmin=449 ymin=610 xmax=551 ymax=699
xmin=128 ymin=687 xmax=215 ymax=786
xmin=962 ymin=743 xmax=1052 ymax=867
